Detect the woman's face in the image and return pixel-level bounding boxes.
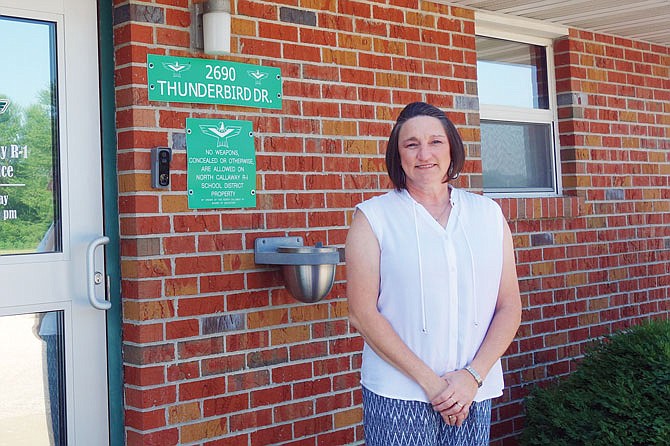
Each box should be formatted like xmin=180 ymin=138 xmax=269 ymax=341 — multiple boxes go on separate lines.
xmin=398 ymin=115 xmax=451 ymax=191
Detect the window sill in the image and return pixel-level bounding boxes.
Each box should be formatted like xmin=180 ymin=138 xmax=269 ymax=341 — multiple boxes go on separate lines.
xmin=494 ymin=195 xmax=585 ymax=221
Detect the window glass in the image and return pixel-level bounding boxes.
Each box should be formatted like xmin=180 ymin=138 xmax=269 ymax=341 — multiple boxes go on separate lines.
xmin=0 ymin=311 xmax=67 ymax=446
xmin=0 ymin=16 xmax=60 ymax=255
xmin=481 ymin=120 xmax=554 ymax=191
xmin=476 ymin=33 xmax=558 ymax=195
xmin=476 ymin=36 xmax=549 ymax=109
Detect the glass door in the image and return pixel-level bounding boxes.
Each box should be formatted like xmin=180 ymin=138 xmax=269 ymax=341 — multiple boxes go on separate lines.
xmin=0 ymin=0 xmax=109 ymax=444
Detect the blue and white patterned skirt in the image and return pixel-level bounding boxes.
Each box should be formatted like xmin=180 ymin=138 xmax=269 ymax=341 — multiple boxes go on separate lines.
xmin=362 ymin=386 xmax=492 ymax=446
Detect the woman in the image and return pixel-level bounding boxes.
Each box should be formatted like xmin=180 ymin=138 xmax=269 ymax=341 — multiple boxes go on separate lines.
xmin=345 ymin=102 xmax=522 ymax=445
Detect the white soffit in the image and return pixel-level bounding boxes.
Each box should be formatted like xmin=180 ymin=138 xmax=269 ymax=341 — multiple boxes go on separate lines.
xmin=448 ymin=0 xmax=670 ymax=46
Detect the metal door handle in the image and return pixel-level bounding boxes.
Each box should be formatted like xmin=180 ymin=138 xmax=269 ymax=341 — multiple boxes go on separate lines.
xmin=87 ymin=236 xmax=111 ymax=310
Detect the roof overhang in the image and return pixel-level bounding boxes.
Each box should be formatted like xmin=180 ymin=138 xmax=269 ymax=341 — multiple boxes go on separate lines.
xmin=447 ymin=0 xmax=670 ymax=46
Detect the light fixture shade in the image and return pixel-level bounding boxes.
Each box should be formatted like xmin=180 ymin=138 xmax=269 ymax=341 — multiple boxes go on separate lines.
xmin=203 ymin=10 xmax=231 ymax=54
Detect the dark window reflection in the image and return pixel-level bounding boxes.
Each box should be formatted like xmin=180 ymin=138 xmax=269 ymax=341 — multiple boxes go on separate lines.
xmin=38 ymin=311 xmax=67 ymax=446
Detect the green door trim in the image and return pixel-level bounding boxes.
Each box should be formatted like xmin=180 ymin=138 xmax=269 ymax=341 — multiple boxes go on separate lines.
xmin=98 ymin=1 xmax=124 ymax=445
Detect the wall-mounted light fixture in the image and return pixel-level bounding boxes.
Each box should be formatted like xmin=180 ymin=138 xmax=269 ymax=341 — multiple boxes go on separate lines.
xmin=191 ymin=0 xmax=231 ymax=55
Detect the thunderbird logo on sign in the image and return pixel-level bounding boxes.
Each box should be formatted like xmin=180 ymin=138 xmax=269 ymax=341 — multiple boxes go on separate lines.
xmin=0 ymin=99 xmax=9 ymax=115
xmin=162 ymin=61 xmax=192 ymax=77
xmin=199 ymin=122 xmax=241 ymax=147
xmin=247 ymin=69 xmax=269 ymax=85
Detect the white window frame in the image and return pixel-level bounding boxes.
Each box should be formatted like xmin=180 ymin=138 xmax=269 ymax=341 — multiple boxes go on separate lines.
xmin=475 ymin=11 xmax=568 ymax=198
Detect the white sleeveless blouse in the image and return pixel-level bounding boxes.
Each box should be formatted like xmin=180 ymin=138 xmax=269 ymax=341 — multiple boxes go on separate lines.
xmin=355 ymin=187 xmax=505 ymax=402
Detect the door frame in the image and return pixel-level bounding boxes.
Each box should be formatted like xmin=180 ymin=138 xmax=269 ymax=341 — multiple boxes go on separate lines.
xmin=98 ymin=1 xmax=123 ymax=445
xmin=1 ymin=0 xmax=115 ymax=442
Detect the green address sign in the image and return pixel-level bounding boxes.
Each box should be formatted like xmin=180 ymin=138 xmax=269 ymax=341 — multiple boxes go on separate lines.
xmin=186 ymin=118 xmax=256 ymax=209
xmin=147 ymin=54 xmax=282 ymax=109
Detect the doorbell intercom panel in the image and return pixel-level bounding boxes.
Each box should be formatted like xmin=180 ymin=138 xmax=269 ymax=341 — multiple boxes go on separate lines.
xmin=151 ymin=147 xmax=172 ymax=188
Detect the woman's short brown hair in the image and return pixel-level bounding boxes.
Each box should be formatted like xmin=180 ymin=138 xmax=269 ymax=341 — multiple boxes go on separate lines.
xmin=385 ymin=102 xmax=466 ymax=191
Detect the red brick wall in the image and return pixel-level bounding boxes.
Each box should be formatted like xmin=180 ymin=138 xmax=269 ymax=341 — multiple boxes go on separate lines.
xmin=492 ymin=29 xmax=670 ymax=444
xmin=112 ymin=1 xmax=670 ymax=444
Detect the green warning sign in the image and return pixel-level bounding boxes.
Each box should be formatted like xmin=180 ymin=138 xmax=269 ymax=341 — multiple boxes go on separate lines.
xmin=186 ymin=118 xmax=256 ymax=209
xmin=147 ymin=54 xmax=282 ymax=109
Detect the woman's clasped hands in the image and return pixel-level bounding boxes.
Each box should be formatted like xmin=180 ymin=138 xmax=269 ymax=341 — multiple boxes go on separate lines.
xmin=430 ymin=368 xmax=479 ymax=427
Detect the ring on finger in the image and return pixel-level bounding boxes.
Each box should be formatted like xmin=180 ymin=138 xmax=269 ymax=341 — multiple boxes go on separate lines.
xmin=455 ymin=401 xmax=464 ymax=408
